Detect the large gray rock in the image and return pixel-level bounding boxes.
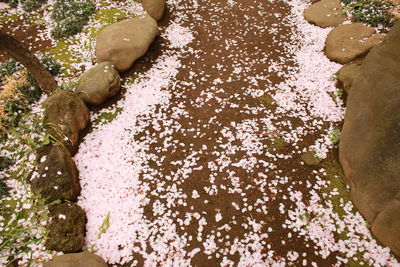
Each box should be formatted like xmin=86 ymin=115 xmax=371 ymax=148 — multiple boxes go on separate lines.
xmin=337 ymin=60 xmax=362 ymax=92
xmin=30 ymin=145 xmax=80 ymax=203
xmin=325 ymin=23 xmax=384 ymax=64
xmin=45 ymin=203 xmax=86 ymax=253
xmin=43 ymin=91 xmax=89 ymax=154
xmin=142 ymin=0 xmax=165 ymax=21
xmin=304 ymin=0 xmax=346 ymax=28
xmin=44 ymin=252 xmax=107 ymax=267
xmin=96 ymin=15 xmax=159 ymax=72
xmin=76 ymin=62 xmax=121 ymax=105
xmin=339 ymin=21 xmax=400 ymax=256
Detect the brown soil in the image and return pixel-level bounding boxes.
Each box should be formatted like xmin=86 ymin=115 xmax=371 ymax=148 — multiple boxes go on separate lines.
xmin=114 ymin=0 xmax=343 ymax=265
xmin=0 ymin=19 xmax=52 ymax=62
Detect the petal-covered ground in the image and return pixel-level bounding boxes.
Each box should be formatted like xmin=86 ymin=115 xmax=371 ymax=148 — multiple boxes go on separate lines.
xmin=1 ymin=0 xmax=399 ymax=266
xmin=74 ymin=0 xmax=399 ymax=266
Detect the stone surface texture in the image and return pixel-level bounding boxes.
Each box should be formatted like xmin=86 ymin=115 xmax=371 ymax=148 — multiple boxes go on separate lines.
xmin=43 ymin=91 xmax=89 ymax=154
xmin=337 ymin=60 xmax=362 ymax=92
xmin=44 ymin=252 xmax=107 ymax=267
xmin=45 ymin=203 xmax=86 ymax=253
xmin=76 ymin=62 xmax=121 ymax=105
xmin=301 ymin=152 xmax=321 ymax=166
xmin=304 ymin=0 xmax=346 ymax=28
xmin=96 ymin=15 xmax=159 ymax=72
xmin=142 ymin=0 xmax=165 ymax=21
xmin=30 ymin=145 xmax=80 ymax=203
xmin=339 ymin=21 xmax=400 ymax=256
xmin=325 ymin=23 xmax=384 ymax=64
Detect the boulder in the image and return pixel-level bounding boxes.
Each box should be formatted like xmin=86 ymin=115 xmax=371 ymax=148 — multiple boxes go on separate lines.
xmin=76 ymin=62 xmax=121 ymax=105
xmin=371 ymin=200 xmax=400 ymax=256
xmin=45 ymin=203 xmax=86 ymax=253
xmin=337 ymin=60 xmax=362 ymax=92
xmin=142 ymin=0 xmax=165 ymax=21
xmin=30 ymin=145 xmax=80 ymax=203
xmin=43 ymin=91 xmax=89 ymax=154
xmin=304 ymin=0 xmax=346 ymax=28
xmin=96 ymin=15 xmax=159 ymax=72
xmin=325 ymin=23 xmax=384 ymax=64
xmin=339 ymin=21 xmax=400 ymax=256
xmin=44 ymin=252 xmax=107 ymax=267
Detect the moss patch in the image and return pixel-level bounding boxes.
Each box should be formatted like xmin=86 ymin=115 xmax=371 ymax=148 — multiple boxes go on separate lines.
xmin=47 ymin=39 xmax=76 ymax=74
xmin=93 ymin=107 xmax=123 ymax=126
xmin=321 ymin=158 xmax=351 ymax=217
xmin=0 ymin=13 xmax=18 ymax=24
xmin=45 ymin=8 xmax=126 ymax=76
xmin=87 ymin=9 xmax=127 ymax=39
xmin=266 ymin=137 xmax=288 ymax=152
xmin=259 ymin=94 xmax=274 ymax=107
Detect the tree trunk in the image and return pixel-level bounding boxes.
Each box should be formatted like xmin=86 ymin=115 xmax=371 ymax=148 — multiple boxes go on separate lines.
xmin=0 ymin=30 xmax=56 ymax=92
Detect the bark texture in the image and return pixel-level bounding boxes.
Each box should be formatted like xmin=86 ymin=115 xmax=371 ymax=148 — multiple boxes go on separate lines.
xmin=0 ymin=30 xmax=56 ymax=92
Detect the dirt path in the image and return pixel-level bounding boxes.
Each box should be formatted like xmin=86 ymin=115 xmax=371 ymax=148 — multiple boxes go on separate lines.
xmin=75 ymin=0 xmax=399 ymax=266
xmin=137 ymin=0 xmax=337 ymax=265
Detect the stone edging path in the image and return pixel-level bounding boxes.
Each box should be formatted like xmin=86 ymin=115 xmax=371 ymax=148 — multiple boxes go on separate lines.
xmin=30 ymin=0 xmax=166 ymax=265
xmin=13 ymin=0 xmax=399 ymax=265
xmin=72 ymin=0 xmax=399 ymax=266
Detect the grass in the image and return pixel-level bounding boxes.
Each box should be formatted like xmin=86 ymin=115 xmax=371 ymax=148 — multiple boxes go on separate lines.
xmin=0 ymin=57 xmax=61 ymax=135
xmin=0 ymin=191 xmax=50 ymax=266
xmin=328 ymin=128 xmax=341 ymax=149
xmin=0 ymin=0 xmax=46 ymax=11
xmin=341 ymin=0 xmax=398 ymax=27
xmin=0 ymin=103 xmax=56 ymax=265
xmin=0 ymin=55 xmax=64 ymax=264
xmin=51 ymin=0 xmax=96 ymax=38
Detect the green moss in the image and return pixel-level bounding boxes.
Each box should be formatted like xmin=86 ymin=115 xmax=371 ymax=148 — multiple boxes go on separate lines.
xmin=93 ymin=107 xmax=123 ymax=126
xmin=328 ymin=128 xmax=341 ymax=149
xmin=98 ymin=1 xmax=110 ymax=7
xmin=320 ymin=159 xmax=372 ymax=265
xmin=267 ymin=137 xmax=288 ymax=152
xmin=44 ymin=8 xmax=127 ymax=78
xmin=259 ymin=94 xmax=274 ymax=107
xmin=0 ymin=13 xmax=18 ymax=24
xmin=321 ymin=159 xmax=351 ymax=217
xmin=86 ymin=8 xmax=127 ymax=39
xmin=47 ymin=39 xmax=75 ymax=74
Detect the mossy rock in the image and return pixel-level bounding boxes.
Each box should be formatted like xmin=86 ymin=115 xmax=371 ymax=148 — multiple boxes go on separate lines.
xmin=30 ymin=144 xmax=80 ymax=203
xmin=43 ymin=91 xmax=89 ymax=154
xmin=45 ymin=203 xmax=86 ymax=253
